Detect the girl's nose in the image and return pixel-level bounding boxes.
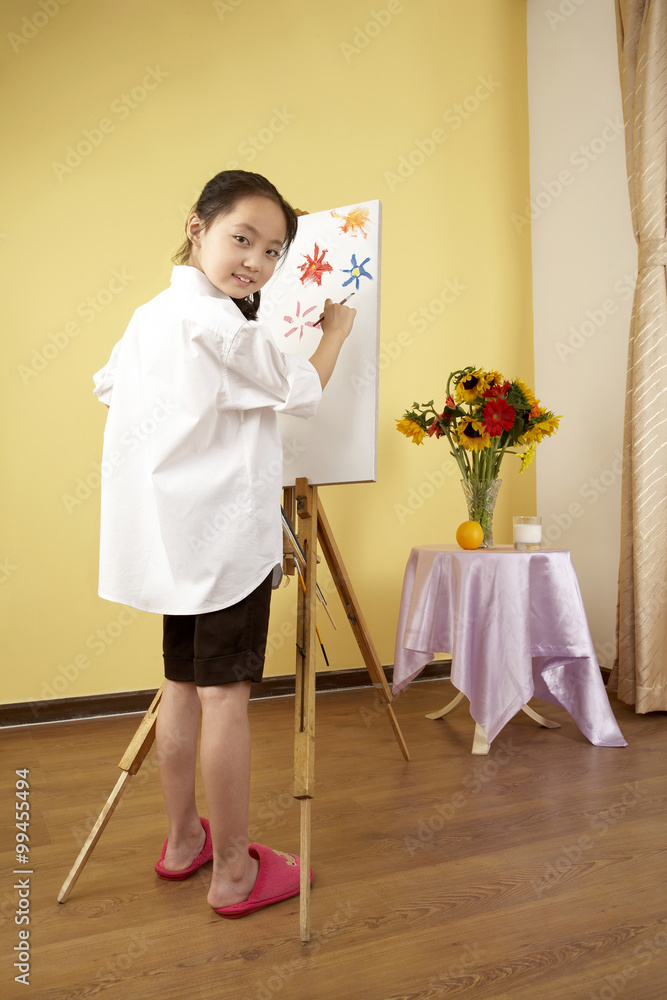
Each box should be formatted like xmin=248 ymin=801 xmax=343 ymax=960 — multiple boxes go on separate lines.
xmin=243 ymin=249 xmax=262 ymax=271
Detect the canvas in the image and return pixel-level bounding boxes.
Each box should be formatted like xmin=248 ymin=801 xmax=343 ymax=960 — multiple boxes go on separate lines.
xmin=259 ymin=200 xmax=381 ymax=486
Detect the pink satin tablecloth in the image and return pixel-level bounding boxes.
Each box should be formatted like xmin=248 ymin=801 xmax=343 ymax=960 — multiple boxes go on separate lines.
xmin=392 ymin=545 xmax=627 ymax=748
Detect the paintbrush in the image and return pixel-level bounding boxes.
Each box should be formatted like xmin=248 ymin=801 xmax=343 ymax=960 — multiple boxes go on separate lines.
xmin=312 ymin=292 xmax=356 ymax=328
xmin=294 ymin=561 xmax=330 ymax=666
xmin=281 ymin=507 xmax=337 ymax=629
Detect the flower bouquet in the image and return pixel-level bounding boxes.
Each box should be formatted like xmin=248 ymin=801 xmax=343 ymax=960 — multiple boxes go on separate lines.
xmin=397 ymin=367 xmax=560 ymax=545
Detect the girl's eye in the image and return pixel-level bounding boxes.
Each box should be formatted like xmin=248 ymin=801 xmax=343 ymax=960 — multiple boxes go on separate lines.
xmin=234 ymin=234 xmax=249 ymax=245
xmin=267 ymin=249 xmax=280 ymax=258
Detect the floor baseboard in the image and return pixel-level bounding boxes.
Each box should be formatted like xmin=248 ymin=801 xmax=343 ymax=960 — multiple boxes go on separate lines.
xmin=1 ymin=661 xmax=452 ymax=727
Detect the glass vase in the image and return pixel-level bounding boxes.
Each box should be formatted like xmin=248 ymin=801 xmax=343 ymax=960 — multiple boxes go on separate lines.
xmin=461 ymin=478 xmax=502 ymax=548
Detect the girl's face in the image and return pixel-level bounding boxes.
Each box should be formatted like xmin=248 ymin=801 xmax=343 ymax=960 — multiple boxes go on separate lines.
xmin=187 ymin=195 xmax=287 ymax=298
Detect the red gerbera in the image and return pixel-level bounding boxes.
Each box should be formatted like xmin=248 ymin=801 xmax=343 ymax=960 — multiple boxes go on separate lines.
xmin=483 ymin=380 xmax=511 ymax=399
xmin=428 ymin=412 xmax=448 ymax=437
xmin=482 ymin=397 xmax=516 ymax=436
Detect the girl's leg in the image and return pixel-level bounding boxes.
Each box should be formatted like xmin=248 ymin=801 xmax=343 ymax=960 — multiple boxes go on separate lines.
xmin=155 ymin=678 xmax=206 ymax=869
xmin=197 ymin=681 xmax=259 ymax=910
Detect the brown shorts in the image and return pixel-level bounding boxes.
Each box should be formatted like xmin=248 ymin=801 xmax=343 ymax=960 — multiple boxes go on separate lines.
xmin=162 ymin=572 xmax=273 ymax=686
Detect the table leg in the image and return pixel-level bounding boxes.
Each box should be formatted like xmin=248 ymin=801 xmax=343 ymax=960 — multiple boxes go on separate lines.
xmin=471 ymin=724 xmax=490 ymax=756
xmin=424 ymin=690 xmax=465 ymax=720
xmin=426 ymin=691 xmax=559 ymax=756
xmin=521 ymin=704 xmax=561 ymax=729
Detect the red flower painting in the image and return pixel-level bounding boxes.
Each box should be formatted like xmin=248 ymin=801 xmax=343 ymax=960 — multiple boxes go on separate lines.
xmin=298 ymin=244 xmax=333 ymax=286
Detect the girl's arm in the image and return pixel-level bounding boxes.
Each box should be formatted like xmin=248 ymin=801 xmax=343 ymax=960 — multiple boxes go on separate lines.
xmin=308 ymin=299 xmax=356 ymax=389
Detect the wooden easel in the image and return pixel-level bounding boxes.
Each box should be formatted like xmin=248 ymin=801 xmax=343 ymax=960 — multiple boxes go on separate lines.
xmin=284 ymin=479 xmax=409 ymax=940
xmin=57 ymin=685 xmax=164 ymax=903
xmin=58 ymin=479 xmax=409 ymax=943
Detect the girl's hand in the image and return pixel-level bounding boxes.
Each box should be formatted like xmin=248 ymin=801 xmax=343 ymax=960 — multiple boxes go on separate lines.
xmin=319 ymin=298 xmax=356 ymax=341
xmin=308 ymin=298 xmax=357 ymax=389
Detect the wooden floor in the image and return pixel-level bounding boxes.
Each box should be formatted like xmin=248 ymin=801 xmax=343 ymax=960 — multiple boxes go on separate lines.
xmin=2 ymin=680 xmax=666 ymax=1000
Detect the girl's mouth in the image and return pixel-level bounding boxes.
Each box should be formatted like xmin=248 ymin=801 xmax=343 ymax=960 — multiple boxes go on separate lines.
xmin=233 ymin=274 xmax=254 ymax=287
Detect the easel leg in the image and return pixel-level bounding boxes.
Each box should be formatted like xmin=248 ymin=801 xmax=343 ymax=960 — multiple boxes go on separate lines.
xmin=57 ymin=683 xmax=164 ymax=902
xmin=316 ymin=501 xmax=410 ymax=761
xmin=287 ymin=483 xmax=411 ymax=941
xmin=57 ymin=771 xmax=132 ymax=902
xmin=299 ymin=798 xmax=312 ymax=940
xmin=293 ymin=479 xmax=318 ymax=943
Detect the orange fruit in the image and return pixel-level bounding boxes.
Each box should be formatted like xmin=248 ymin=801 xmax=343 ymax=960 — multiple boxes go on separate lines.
xmin=456 ymin=520 xmax=484 ymax=550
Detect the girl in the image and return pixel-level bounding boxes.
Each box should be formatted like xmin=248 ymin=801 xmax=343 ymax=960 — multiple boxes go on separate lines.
xmin=93 ymin=170 xmax=356 ymax=918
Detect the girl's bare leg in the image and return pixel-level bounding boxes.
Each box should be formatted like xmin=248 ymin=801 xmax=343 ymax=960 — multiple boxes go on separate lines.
xmin=197 ymin=681 xmax=259 ymax=909
xmin=155 ymin=678 xmax=205 ymax=869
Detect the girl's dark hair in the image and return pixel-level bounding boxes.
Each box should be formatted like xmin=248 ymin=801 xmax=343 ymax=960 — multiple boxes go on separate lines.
xmin=173 ymin=170 xmax=298 ymax=321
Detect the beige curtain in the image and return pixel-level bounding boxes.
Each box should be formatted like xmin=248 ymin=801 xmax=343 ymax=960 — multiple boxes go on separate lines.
xmin=609 ymin=0 xmax=667 ymax=712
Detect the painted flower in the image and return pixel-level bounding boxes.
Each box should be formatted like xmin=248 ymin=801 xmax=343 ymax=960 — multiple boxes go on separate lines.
xmin=457 ymin=417 xmax=491 ymax=451
xmin=330 ymin=207 xmax=371 ymax=238
xmin=396 ymin=417 xmax=426 ymax=445
xmin=341 ymin=254 xmax=373 ymax=290
xmin=284 ymin=300 xmax=318 ymax=339
xmin=298 ymin=243 xmax=333 ymax=286
xmin=482 ymin=398 xmax=516 ymax=436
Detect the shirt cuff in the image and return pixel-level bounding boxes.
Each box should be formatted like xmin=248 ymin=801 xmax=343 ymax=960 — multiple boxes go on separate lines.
xmin=276 ymin=354 xmax=322 ymax=418
xmin=93 ymin=365 xmax=114 ymax=405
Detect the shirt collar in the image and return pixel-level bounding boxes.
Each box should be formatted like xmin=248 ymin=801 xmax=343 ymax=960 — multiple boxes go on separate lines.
xmin=170 ymin=264 xmax=228 ymax=299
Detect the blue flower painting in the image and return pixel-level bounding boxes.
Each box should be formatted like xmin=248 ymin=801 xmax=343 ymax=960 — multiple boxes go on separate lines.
xmin=341 ymin=254 xmax=373 ymax=290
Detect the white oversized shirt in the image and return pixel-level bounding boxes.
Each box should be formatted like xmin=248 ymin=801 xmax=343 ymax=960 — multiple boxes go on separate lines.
xmin=93 ymin=264 xmax=322 ymax=614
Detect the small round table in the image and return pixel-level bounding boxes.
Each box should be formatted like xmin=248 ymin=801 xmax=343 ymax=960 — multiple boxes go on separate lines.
xmin=393 ymin=545 xmax=627 ymax=755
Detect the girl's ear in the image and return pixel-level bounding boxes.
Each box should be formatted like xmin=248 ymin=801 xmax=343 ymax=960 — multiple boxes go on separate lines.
xmin=187 ymin=213 xmax=203 ymax=245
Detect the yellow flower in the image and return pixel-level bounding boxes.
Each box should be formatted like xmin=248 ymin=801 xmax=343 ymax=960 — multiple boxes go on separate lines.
xmin=519 ymin=443 xmax=537 ymax=473
xmin=396 ymin=417 xmax=426 ymax=445
xmin=455 ymin=369 xmax=487 ymax=403
xmin=515 ymin=378 xmax=537 ymax=408
xmin=537 ymin=414 xmax=560 ymax=436
xmin=485 ymin=370 xmax=505 ymax=391
xmin=521 ymin=414 xmax=561 ymax=445
xmin=457 ymin=417 xmax=491 ymax=451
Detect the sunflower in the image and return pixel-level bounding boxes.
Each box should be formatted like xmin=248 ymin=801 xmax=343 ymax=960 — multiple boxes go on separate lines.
xmin=484 ymin=370 xmax=505 ymax=392
xmin=455 ymin=369 xmax=487 ymax=404
xmin=514 ymin=378 xmax=537 ymax=409
xmin=520 ymin=413 xmax=561 ymax=445
xmin=396 ymin=417 xmax=426 ymax=445
xmin=519 ymin=443 xmax=537 ymax=473
xmin=457 ymin=417 xmax=491 ymax=451
xmin=482 ymin=398 xmax=516 ymax=436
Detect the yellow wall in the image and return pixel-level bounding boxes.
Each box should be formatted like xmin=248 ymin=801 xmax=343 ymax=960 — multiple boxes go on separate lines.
xmin=2 ymin=0 xmax=533 ymax=705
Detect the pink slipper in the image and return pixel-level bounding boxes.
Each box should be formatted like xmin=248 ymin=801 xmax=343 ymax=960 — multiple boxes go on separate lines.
xmin=155 ymin=817 xmax=213 ymax=881
xmin=212 ymin=843 xmax=312 ymax=919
